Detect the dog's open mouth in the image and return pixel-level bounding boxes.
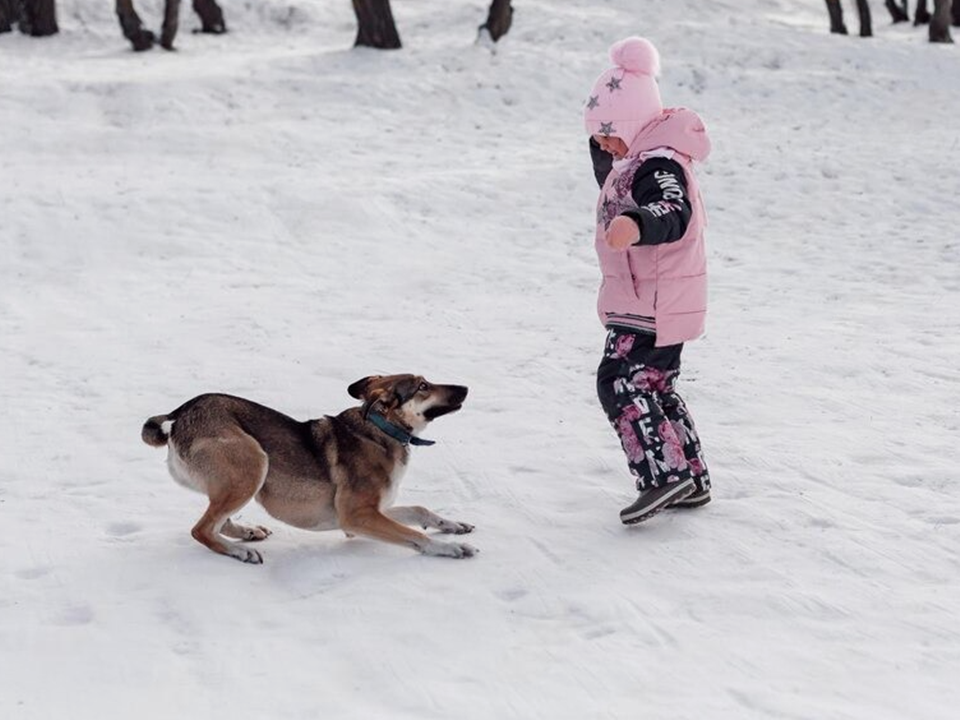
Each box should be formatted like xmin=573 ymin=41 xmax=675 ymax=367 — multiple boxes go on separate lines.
xmin=424 ymin=404 xmax=462 ymax=420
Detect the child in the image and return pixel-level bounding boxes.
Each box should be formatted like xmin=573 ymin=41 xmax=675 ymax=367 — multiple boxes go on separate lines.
xmin=583 ymin=36 xmax=713 ymax=524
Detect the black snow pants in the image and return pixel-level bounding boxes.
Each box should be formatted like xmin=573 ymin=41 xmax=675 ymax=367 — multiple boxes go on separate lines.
xmin=596 ymin=327 xmax=711 ymax=493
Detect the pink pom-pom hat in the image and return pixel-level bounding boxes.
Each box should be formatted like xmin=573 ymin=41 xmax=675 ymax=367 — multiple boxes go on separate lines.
xmin=583 ymin=37 xmax=664 ymax=150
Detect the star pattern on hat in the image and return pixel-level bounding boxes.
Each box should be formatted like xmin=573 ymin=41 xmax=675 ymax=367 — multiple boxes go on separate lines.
xmin=586 ymin=95 xmax=599 ymax=110
xmin=599 ymin=122 xmax=615 ymax=136
xmin=605 ymin=76 xmax=622 ymax=92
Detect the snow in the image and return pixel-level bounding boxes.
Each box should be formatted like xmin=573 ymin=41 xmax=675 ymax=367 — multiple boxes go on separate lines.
xmin=2 ymin=0 xmax=959 ymax=718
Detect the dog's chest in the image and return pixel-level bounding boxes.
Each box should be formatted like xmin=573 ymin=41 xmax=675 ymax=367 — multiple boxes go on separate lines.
xmin=378 ymin=458 xmax=408 ymax=510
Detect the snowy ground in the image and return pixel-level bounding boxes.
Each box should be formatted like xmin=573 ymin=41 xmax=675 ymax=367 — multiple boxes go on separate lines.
xmin=2 ymin=1 xmax=959 ymax=718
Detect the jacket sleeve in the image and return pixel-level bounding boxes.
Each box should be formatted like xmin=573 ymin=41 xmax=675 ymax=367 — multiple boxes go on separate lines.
xmin=620 ymin=158 xmax=693 ymax=246
xmin=589 ymin=137 xmax=613 ymax=188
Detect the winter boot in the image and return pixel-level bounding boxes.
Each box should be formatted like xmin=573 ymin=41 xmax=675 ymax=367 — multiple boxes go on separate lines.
xmin=620 ymin=477 xmax=695 ymax=525
xmin=667 ymin=488 xmax=710 ymax=509
xmin=668 ymin=487 xmax=711 ymax=509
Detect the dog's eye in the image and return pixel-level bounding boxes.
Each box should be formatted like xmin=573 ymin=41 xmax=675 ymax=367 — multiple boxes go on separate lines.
xmin=418 ymin=382 xmax=429 ymax=392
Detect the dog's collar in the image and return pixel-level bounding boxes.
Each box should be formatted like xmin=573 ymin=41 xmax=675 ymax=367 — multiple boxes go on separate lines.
xmin=367 ymin=413 xmax=435 ymax=447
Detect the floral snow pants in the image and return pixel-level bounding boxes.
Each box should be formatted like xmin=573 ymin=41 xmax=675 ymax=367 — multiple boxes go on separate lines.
xmin=597 ymin=328 xmax=711 ymax=493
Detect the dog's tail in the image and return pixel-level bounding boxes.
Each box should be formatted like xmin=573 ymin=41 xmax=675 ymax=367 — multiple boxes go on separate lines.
xmin=142 ymin=414 xmax=171 ymax=447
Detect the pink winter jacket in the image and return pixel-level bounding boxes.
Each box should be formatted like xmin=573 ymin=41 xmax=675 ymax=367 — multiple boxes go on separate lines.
xmin=594 ymin=108 xmax=711 ymax=347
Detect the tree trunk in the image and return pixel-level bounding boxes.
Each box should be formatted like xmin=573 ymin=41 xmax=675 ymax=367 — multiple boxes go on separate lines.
xmin=479 ymin=0 xmax=513 ymax=42
xmin=930 ymin=0 xmax=954 ymax=39
xmin=192 ymin=0 xmax=226 ymax=34
xmin=18 ymin=0 xmax=58 ymax=36
xmin=885 ymin=0 xmax=909 ymax=22
xmin=915 ymin=0 xmax=932 ymax=23
xmin=952 ymin=0 xmax=960 ymax=26
xmin=1 ymin=0 xmax=20 ymax=33
xmin=855 ymin=0 xmax=873 ymax=36
xmin=825 ymin=0 xmax=848 ymax=34
xmin=352 ymin=0 xmax=401 ymax=49
xmin=116 ymin=0 xmax=156 ymax=50
xmin=160 ymin=0 xmax=182 ymax=50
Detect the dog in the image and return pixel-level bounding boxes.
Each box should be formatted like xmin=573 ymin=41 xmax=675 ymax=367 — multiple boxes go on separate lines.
xmin=141 ymin=374 xmax=476 ymax=564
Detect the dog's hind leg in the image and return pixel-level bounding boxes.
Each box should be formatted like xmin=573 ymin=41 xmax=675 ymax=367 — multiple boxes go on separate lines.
xmin=384 ymin=506 xmax=474 ymax=535
xmin=188 ymin=434 xmax=269 ymax=564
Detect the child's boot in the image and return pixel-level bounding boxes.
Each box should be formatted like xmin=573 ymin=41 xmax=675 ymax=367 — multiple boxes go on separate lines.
xmin=620 ymin=477 xmax=695 ymax=524
xmin=668 ymin=486 xmax=711 ymax=508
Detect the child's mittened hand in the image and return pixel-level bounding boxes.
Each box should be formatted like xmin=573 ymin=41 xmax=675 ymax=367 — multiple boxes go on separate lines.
xmin=606 ymin=216 xmax=641 ymax=250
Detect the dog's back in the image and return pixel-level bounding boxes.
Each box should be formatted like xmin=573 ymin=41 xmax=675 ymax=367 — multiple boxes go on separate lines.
xmin=143 ymin=394 xmax=322 ymax=466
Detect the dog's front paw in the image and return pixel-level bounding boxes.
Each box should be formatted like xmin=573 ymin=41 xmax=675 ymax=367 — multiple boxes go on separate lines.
xmin=421 ymin=540 xmax=478 ymax=559
xmin=241 ymin=525 xmax=272 ymax=542
xmin=229 ymin=546 xmax=263 ymax=565
xmin=436 ymin=519 xmax=475 ymax=535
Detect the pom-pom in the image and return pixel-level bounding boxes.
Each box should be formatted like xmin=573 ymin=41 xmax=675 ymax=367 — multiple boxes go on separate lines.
xmin=609 ymin=37 xmax=660 ymax=76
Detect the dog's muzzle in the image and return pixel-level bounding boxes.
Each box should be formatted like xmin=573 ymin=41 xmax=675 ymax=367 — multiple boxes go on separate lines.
xmin=423 ymin=385 xmax=468 ymax=420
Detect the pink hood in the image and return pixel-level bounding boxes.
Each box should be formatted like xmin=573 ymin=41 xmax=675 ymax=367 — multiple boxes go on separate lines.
xmin=626 ymin=108 xmax=711 ymax=162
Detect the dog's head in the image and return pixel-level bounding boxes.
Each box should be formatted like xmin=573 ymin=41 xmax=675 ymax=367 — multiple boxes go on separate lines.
xmin=347 ymin=374 xmax=468 ymax=433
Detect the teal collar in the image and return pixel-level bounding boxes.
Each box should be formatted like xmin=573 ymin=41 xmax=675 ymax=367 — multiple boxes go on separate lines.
xmin=367 ymin=413 xmax=435 ymax=447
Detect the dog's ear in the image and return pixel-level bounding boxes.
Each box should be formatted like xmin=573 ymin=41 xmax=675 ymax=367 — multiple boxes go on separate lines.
xmin=390 ymin=377 xmax=420 ymax=408
xmin=348 ymin=376 xmax=380 ymax=400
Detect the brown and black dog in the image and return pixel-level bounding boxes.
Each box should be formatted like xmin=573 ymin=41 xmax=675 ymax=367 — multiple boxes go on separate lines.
xmin=142 ymin=375 xmax=476 ymax=564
